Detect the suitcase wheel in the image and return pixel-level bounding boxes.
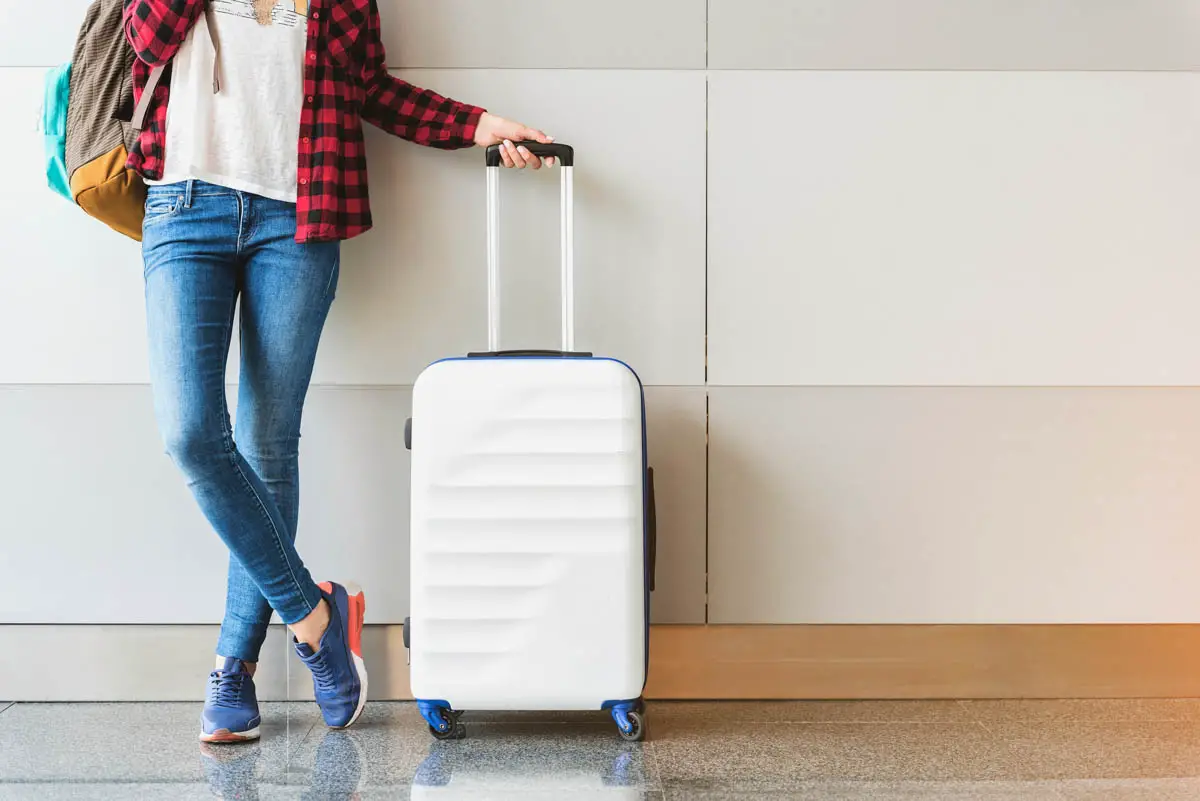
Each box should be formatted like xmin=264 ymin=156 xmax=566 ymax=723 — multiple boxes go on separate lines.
xmin=429 ymin=719 xmax=466 ymax=741
xmin=610 ymin=702 xmax=647 ymax=743
xmin=420 ymin=702 xmax=465 ymax=741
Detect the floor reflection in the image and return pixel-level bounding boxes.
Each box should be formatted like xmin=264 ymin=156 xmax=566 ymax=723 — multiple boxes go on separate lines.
xmin=412 ymin=737 xmax=647 ymax=799
xmin=7 ymin=701 xmax=1200 ymax=799
xmin=199 ymin=741 xmax=263 ymax=799
xmin=195 ymin=717 xmax=652 ymax=799
xmin=201 ymin=728 xmax=366 ymax=800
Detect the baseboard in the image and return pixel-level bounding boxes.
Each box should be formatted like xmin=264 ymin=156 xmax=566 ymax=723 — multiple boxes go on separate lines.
xmin=4 ymin=624 xmax=1199 ymax=701
xmin=647 ymin=625 xmax=1200 ymax=699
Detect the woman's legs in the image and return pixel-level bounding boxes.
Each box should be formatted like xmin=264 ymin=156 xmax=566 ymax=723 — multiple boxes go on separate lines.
xmin=219 ymin=192 xmax=364 ymax=730
xmin=218 ymin=193 xmax=340 ymax=663
xmin=143 ymin=183 xmax=325 ymax=647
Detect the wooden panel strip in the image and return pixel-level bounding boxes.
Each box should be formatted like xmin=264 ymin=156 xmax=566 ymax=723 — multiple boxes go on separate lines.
xmin=646 ymin=625 xmax=1200 ymax=699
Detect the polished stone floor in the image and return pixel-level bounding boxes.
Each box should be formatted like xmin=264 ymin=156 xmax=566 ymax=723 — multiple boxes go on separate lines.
xmin=3 ymin=700 xmax=1200 ymax=799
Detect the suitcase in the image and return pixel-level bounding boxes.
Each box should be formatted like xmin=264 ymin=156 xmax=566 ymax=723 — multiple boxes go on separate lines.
xmin=404 ymin=143 xmax=656 ymax=742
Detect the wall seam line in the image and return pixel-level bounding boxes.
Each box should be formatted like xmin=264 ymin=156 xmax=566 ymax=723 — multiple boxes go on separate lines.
xmin=703 ymin=0 xmax=711 ymax=625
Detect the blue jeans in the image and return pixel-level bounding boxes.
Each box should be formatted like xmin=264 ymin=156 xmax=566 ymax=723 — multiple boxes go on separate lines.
xmin=142 ymin=180 xmax=340 ymax=662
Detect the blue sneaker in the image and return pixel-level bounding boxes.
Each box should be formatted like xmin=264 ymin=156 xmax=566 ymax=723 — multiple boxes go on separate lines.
xmin=295 ymin=581 xmax=368 ymax=729
xmin=200 ymin=657 xmax=261 ymax=743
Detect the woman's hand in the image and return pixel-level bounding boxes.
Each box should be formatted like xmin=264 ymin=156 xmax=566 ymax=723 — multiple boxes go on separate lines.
xmin=474 ymin=112 xmax=556 ymax=169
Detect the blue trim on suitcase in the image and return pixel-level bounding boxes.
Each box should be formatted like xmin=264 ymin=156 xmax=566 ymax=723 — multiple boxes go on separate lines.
xmin=418 ymin=354 xmax=653 ymax=708
xmin=603 ymin=699 xmax=640 ymax=735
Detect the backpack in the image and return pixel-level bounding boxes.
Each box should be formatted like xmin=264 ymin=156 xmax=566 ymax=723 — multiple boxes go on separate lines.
xmin=45 ymin=0 xmax=218 ymax=241
xmin=42 ymin=63 xmax=73 ymax=203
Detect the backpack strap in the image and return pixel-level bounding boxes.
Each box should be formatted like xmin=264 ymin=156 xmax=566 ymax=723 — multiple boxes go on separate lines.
xmin=131 ymin=65 xmax=164 ymax=130
xmin=131 ymin=8 xmax=221 ymax=131
xmin=205 ymin=7 xmax=221 ymax=92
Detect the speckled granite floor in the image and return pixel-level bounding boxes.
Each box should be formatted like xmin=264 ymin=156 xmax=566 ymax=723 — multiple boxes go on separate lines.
xmin=3 ymin=700 xmax=1200 ymax=799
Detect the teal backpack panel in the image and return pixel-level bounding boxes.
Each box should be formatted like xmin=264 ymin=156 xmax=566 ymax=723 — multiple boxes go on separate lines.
xmin=43 ymin=63 xmax=74 ymax=203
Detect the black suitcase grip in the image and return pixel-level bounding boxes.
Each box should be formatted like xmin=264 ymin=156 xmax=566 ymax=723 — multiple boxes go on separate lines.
xmin=485 ymin=142 xmax=575 ymax=168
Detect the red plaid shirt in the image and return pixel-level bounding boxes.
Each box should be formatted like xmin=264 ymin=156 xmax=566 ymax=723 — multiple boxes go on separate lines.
xmin=123 ymin=0 xmax=485 ymax=243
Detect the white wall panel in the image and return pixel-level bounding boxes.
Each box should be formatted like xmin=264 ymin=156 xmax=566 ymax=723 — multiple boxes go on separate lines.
xmin=0 ymin=71 xmax=148 ymax=383
xmin=710 ymin=0 xmax=1200 ymax=71
xmin=0 ymin=385 xmax=704 ymax=624
xmin=1 ymin=69 xmax=705 ymax=387
xmin=0 ymin=384 xmax=411 ymax=624
xmin=378 ymin=0 xmax=706 ymax=69
xmin=0 ymin=0 xmax=705 ymax=69
xmin=643 ymin=387 xmax=708 ymax=624
xmin=708 ymin=71 xmax=1200 ymax=387
xmin=323 ymin=69 xmax=705 ymax=387
xmin=0 ymin=382 xmax=222 ymax=621
xmin=0 ymin=1 xmax=90 ymax=67
xmin=709 ymin=387 xmax=1200 ymax=625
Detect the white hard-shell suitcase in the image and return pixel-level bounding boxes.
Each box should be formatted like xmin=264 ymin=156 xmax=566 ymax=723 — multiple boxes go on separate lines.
xmin=405 ymin=143 xmax=656 ymax=742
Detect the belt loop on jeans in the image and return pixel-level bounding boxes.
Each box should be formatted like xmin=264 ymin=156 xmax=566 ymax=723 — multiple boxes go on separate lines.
xmin=184 ymin=180 xmax=195 ymax=209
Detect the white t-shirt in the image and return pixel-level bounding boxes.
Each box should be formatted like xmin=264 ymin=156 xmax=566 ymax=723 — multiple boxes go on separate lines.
xmin=149 ymin=1 xmax=308 ymax=202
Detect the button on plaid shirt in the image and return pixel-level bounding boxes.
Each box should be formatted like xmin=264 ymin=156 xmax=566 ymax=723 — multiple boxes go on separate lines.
xmin=123 ymin=0 xmax=485 ymax=242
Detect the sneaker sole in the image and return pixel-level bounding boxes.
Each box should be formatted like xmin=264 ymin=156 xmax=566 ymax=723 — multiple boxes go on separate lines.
xmin=199 ymin=727 xmax=261 ymax=744
xmin=320 ymin=580 xmax=369 ymax=730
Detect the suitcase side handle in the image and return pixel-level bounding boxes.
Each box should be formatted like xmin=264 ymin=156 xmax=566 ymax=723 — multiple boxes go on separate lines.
xmin=486 ymin=143 xmax=575 ymax=353
xmin=484 ymin=142 xmax=575 ymax=168
xmin=647 ymin=466 xmax=657 ymax=593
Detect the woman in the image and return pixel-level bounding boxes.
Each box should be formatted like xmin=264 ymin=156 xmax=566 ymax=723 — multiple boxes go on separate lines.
xmin=124 ymin=0 xmax=551 ymax=743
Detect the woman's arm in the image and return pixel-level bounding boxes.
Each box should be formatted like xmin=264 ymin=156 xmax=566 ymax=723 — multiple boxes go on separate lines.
xmin=358 ymin=0 xmax=484 ymax=148
xmin=123 ymin=0 xmax=205 ymax=67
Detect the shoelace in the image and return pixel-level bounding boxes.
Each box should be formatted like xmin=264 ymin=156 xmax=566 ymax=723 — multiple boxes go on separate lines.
xmin=308 ymin=651 xmax=337 ymax=695
xmin=208 ymin=670 xmax=247 ymax=708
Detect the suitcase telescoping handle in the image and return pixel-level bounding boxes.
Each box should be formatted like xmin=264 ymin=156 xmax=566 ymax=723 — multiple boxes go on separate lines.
xmin=483 ymin=142 xmax=579 ymax=354
xmin=484 ymin=142 xmax=575 ymax=168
